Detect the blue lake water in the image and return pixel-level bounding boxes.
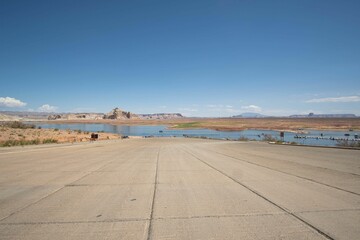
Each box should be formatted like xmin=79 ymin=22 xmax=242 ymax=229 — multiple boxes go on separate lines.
xmin=32 ymin=123 xmax=359 ymax=147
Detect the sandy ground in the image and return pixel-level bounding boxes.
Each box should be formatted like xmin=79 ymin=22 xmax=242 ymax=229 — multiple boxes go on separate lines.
xmin=0 ymin=127 xmax=120 ymax=144
xmin=43 ymin=117 xmax=360 ymax=131
xmin=0 ymin=138 xmax=359 ymax=240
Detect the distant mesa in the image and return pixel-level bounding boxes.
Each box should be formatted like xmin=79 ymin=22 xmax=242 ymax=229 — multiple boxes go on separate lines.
xmin=46 ymin=108 xmax=184 ymax=121
xmin=138 ymin=113 xmax=183 ymax=120
xmin=232 ymin=112 xmax=358 ymax=118
xmin=48 ymin=113 xmax=103 ymax=120
xmin=102 ymin=108 xmax=184 ymax=120
xmin=289 ymin=113 xmax=357 ymax=118
xmin=103 ymin=108 xmax=138 ymax=120
xmin=232 ymin=112 xmax=267 ymax=118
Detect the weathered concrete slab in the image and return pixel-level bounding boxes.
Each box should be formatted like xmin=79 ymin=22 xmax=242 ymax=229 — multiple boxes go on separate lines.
xmin=3 ymin=185 xmax=153 ymax=223
xmin=151 ymin=214 xmax=327 ymax=240
xmin=298 ymin=210 xmax=360 ymax=240
xmin=1 ymin=138 xmax=359 ymax=240
xmin=153 ymin=184 xmax=281 ymax=218
xmin=0 ymin=171 xmax=88 ymax=186
xmin=203 ymin=143 xmax=360 ymax=194
xmin=0 ymin=185 xmax=60 ymax=220
xmin=74 ymin=170 xmax=155 ymax=185
xmin=0 ymin=221 xmax=149 ymax=240
xmin=158 ymin=170 xmax=233 ymax=185
xmin=185 ymin=144 xmax=360 ymax=212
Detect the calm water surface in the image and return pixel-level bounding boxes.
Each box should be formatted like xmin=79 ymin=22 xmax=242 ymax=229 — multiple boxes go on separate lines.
xmin=33 ymin=123 xmax=359 ymax=147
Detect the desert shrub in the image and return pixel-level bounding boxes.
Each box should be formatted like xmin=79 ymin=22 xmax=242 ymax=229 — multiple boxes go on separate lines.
xmin=336 ymin=140 xmax=360 ymax=148
xmin=262 ymin=134 xmax=277 ymax=142
xmin=29 ymin=139 xmax=40 ymax=145
xmin=3 ymin=121 xmax=36 ymax=129
xmin=174 ymin=122 xmax=201 ymax=128
xmin=54 ymin=128 xmax=59 ymax=131
xmin=238 ymin=136 xmax=249 ymax=141
xmin=0 ymin=139 xmax=40 ymax=147
xmin=42 ymin=138 xmax=58 ymax=144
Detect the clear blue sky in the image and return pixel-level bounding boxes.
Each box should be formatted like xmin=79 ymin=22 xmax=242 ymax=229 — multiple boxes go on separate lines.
xmin=1 ymin=0 xmax=359 ymax=116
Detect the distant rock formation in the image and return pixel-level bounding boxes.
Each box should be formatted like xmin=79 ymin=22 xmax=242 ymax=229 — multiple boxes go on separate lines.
xmin=0 ymin=111 xmax=49 ymax=120
xmin=138 ymin=113 xmax=184 ymax=120
xmin=46 ymin=108 xmax=183 ymax=121
xmin=0 ymin=114 xmax=20 ymax=121
xmin=232 ymin=113 xmax=267 ymax=118
xmin=103 ymin=108 xmax=138 ymax=120
xmin=289 ymin=113 xmax=357 ymax=118
xmin=48 ymin=113 xmax=104 ymax=120
xmin=48 ymin=114 xmax=62 ymax=120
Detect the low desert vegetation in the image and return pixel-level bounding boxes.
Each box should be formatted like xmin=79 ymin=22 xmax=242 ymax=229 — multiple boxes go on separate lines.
xmin=42 ymin=138 xmax=58 ymax=144
xmin=0 ymin=139 xmax=41 ymax=147
xmin=336 ymin=140 xmax=360 ymax=148
xmin=262 ymin=134 xmax=278 ymax=142
xmin=1 ymin=121 xmax=36 ymax=129
xmin=261 ymin=134 xmax=286 ymax=144
xmin=0 ymin=124 xmax=120 ymax=147
xmin=238 ymin=136 xmax=249 ymax=141
xmin=168 ymin=118 xmax=360 ymax=132
xmin=173 ymin=122 xmax=201 ymax=129
xmin=0 ymin=138 xmax=58 ymax=147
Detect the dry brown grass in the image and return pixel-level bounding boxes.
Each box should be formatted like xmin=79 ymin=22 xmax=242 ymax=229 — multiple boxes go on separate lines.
xmin=174 ymin=118 xmax=360 ymax=131
xmin=0 ymin=127 xmax=120 ymax=146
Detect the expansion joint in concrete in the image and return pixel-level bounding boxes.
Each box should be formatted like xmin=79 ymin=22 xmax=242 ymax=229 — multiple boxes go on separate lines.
xmin=182 ymin=147 xmax=336 ymax=240
xmin=146 ymin=147 xmax=160 ymax=240
xmin=209 ymin=148 xmax=360 ymax=196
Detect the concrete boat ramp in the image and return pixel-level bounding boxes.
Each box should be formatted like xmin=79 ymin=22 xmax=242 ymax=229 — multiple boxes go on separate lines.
xmin=0 ymin=138 xmax=359 ymax=240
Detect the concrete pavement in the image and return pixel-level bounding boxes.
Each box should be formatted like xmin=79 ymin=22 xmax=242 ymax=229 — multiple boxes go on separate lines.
xmin=0 ymin=138 xmax=359 ymax=239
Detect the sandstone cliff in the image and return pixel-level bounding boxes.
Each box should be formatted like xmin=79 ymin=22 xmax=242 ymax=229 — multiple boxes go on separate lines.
xmin=103 ymin=108 xmax=138 ymax=120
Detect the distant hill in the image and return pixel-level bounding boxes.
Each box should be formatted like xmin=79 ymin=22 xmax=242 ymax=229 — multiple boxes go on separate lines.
xmin=1 ymin=108 xmax=185 ymax=121
xmin=289 ymin=113 xmax=357 ymax=118
xmin=3 ymin=109 xmax=357 ymax=121
xmin=232 ymin=112 xmax=358 ymax=118
xmin=0 ymin=111 xmax=49 ymax=117
xmin=46 ymin=108 xmax=185 ymax=121
xmin=0 ymin=111 xmax=49 ymax=120
xmin=138 ymin=113 xmax=184 ymax=120
xmin=232 ymin=112 xmax=267 ymax=118
xmin=47 ymin=113 xmax=104 ymax=120
xmin=0 ymin=114 xmax=20 ymax=121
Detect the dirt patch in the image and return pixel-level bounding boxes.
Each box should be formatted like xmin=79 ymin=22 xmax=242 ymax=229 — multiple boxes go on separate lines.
xmin=0 ymin=126 xmax=120 ymax=146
